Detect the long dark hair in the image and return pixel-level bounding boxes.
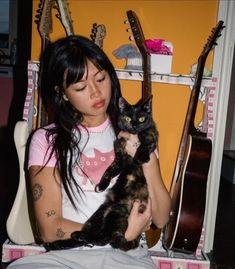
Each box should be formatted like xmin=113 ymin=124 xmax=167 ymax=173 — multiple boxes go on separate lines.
xmin=39 ymin=35 xmax=121 ymax=208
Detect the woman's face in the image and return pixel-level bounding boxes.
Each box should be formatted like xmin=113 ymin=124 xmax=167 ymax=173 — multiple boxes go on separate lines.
xmin=63 ymin=60 xmax=112 ymax=127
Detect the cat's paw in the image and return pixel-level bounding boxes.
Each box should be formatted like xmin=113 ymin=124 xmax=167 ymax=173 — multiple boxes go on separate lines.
xmin=44 ymin=238 xmax=78 ymax=251
xmin=138 ymin=203 xmax=147 ymax=213
xmin=71 ymin=231 xmax=81 ymax=241
xmin=95 ymin=185 xmax=101 ymax=192
xmin=95 ymin=183 xmax=108 ymax=192
xmin=134 ymin=154 xmax=150 ymax=165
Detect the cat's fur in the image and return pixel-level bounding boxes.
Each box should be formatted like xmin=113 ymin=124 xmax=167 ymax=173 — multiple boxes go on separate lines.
xmin=44 ymin=96 xmax=158 ymax=251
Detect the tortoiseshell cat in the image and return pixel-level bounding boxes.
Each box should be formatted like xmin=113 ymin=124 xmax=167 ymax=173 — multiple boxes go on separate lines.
xmin=44 ymin=96 xmax=158 ymax=251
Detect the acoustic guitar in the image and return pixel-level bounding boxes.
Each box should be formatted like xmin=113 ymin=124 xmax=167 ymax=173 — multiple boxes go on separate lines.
xmin=126 ymin=10 xmax=163 ymax=247
xmin=163 ymin=21 xmax=224 ymax=253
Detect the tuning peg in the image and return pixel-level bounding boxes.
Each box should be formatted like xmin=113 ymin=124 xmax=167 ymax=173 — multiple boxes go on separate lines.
xmin=129 ymin=36 xmax=134 ymax=41
xmin=126 ymin=28 xmax=132 ymax=32
xmin=55 ymin=14 xmax=60 ymax=19
xmin=124 ymin=19 xmax=129 ymax=24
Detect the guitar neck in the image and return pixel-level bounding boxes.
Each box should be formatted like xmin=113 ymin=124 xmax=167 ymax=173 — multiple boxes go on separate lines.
xmin=142 ymin=53 xmax=151 ymax=101
xmin=126 ymin=10 xmax=151 ymax=101
xmin=174 ymin=20 xmax=224 ymax=169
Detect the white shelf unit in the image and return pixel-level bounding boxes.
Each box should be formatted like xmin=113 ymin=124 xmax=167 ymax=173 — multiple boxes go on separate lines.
xmin=115 ymin=68 xmax=216 ymax=87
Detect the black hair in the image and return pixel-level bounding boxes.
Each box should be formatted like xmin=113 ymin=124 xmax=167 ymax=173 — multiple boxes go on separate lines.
xmin=38 ymin=35 xmax=121 ymax=208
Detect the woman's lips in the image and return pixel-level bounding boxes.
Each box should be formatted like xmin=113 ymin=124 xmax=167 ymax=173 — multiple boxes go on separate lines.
xmin=93 ymin=100 xmax=105 ymax=108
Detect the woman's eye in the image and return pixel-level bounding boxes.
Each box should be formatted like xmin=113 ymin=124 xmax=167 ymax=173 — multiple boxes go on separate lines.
xmin=75 ymin=86 xmax=86 ymax=92
xmin=124 ymin=116 xmax=131 ymax=122
xmin=138 ymin=117 xmax=145 ymax=122
xmin=97 ymin=76 xmax=106 ymax=83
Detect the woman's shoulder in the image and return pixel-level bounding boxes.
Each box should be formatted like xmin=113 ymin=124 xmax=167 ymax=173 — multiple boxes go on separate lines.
xmin=30 ymin=123 xmax=56 ymax=144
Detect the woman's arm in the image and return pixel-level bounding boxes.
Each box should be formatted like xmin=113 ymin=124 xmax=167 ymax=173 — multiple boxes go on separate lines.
xmin=29 ymin=165 xmax=83 ymax=243
xmin=142 ymin=152 xmax=171 ymax=228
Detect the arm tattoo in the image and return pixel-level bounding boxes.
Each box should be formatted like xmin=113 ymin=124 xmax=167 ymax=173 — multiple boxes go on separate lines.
xmin=46 ymin=210 xmax=56 ymax=217
xmin=56 ymin=228 xmax=65 ymax=238
xmin=32 ymin=183 xmax=43 ymax=201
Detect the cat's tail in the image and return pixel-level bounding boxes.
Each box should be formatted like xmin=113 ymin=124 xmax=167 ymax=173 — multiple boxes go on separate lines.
xmin=44 ymin=237 xmax=93 ymax=251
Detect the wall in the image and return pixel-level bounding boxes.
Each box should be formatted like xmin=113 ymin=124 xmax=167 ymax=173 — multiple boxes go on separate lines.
xmin=31 ymin=0 xmax=218 ymax=190
xmin=224 ymin=45 xmax=235 ymax=151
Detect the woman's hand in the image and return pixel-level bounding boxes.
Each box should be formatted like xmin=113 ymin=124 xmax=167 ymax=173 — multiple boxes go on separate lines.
xmin=125 ymin=198 xmax=152 ymax=241
xmin=118 ymin=131 xmax=140 ymax=158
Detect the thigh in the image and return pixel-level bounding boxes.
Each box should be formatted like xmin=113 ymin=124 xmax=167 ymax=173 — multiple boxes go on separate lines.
xmin=105 ymin=246 xmax=156 ymax=269
xmin=7 ymin=246 xmax=156 ymax=269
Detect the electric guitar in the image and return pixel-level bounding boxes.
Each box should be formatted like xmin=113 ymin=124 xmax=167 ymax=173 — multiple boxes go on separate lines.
xmin=55 ymin=0 xmax=74 ymax=36
xmin=163 ymin=21 xmax=224 ymax=253
xmin=34 ymin=0 xmax=55 ymax=129
xmin=90 ymin=23 xmax=106 ymax=49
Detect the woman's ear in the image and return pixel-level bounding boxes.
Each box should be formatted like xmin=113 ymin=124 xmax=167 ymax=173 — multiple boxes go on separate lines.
xmin=62 ymin=93 xmax=69 ymax=101
xmin=54 ymin=86 xmax=69 ymax=101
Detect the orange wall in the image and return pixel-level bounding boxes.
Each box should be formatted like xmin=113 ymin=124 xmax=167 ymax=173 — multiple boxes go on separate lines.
xmin=31 ymin=0 xmax=218 ymax=189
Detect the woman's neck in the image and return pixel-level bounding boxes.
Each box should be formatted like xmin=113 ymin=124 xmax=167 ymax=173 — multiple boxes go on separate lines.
xmin=82 ymin=114 xmax=108 ymax=127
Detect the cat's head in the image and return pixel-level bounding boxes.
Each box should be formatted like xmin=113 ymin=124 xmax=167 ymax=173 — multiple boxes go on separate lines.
xmin=118 ymin=96 xmax=153 ymax=134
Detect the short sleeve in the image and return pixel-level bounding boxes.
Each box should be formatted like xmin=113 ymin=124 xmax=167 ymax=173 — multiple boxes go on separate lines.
xmin=28 ymin=128 xmax=57 ymax=168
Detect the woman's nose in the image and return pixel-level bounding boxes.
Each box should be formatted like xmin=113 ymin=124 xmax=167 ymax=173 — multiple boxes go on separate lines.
xmin=90 ymin=83 xmax=101 ymax=98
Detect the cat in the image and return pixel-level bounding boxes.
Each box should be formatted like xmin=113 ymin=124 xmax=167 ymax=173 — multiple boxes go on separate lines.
xmin=44 ymin=96 xmax=158 ymax=251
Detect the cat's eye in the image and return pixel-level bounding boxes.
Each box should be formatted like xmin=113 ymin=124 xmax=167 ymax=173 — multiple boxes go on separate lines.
xmin=124 ymin=116 xmax=131 ymax=122
xmin=138 ymin=117 xmax=145 ymax=122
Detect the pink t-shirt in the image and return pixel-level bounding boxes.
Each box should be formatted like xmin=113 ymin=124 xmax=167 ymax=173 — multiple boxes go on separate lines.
xmin=29 ymin=118 xmax=116 ymax=224
xmin=28 ymin=118 xmax=158 ymax=249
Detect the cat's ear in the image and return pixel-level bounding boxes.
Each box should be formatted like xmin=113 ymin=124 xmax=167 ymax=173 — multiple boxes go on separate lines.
xmin=118 ymin=97 xmax=129 ymax=113
xmin=142 ymin=95 xmax=153 ymax=112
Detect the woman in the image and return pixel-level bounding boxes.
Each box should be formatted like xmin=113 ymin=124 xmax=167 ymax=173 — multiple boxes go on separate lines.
xmin=9 ymin=35 xmax=171 ymax=269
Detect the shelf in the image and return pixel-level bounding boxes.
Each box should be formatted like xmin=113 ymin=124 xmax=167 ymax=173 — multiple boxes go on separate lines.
xmin=115 ymin=69 xmax=216 ymax=87
xmin=28 ymin=62 xmax=216 ymax=88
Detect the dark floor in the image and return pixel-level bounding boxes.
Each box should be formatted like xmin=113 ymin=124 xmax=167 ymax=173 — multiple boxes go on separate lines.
xmin=1 ymin=176 xmax=235 ymax=269
xmin=209 ymin=177 xmax=235 ymax=269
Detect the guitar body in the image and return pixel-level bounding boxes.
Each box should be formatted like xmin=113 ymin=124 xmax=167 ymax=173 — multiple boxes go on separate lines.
xmin=164 ymin=132 xmax=212 ymax=252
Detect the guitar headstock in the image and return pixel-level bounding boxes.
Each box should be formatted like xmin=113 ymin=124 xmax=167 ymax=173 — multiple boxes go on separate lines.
xmin=54 ymin=0 xmax=74 ymax=36
xmin=126 ymin=10 xmax=149 ymax=57
xmin=90 ymin=23 xmax=106 ymax=49
xmin=201 ymin=20 xmax=225 ymax=58
xmin=35 ymin=0 xmax=55 ymax=44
